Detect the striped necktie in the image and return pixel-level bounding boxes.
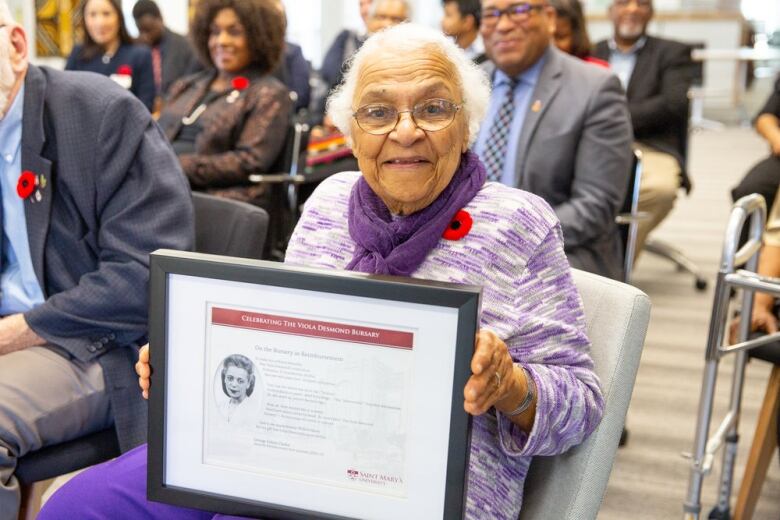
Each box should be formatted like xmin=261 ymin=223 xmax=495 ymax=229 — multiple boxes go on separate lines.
xmin=482 ymin=78 xmax=518 ymax=183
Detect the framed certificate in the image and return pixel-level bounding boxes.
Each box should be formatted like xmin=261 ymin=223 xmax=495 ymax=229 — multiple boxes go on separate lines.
xmin=147 ymin=250 xmax=481 ymax=519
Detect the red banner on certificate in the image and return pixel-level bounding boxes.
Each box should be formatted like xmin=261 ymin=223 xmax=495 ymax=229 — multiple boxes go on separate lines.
xmin=211 ymin=307 xmax=414 ymax=350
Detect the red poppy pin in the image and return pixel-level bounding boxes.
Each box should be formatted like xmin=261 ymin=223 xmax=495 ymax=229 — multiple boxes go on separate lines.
xmin=116 ymin=64 xmax=132 ymax=75
xmin=442 ymin=210 xmax=472 ymax=241
xmin=17 ymin=170 xmax=47 ymax=202
xmin=231 ymin=76 xmax=250 ymax=90
xmin=227 ymin=76 xmax=250 ymax=103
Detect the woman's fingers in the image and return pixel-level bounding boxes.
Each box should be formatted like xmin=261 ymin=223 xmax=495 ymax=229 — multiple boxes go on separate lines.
xmin=137 ymin=344 xmax=152 ymax=399
xmin=464 ymin=330 xmax=512 ymax=416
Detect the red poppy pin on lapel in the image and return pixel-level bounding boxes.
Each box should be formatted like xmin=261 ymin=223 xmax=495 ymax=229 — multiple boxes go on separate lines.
xmin=442 ymin=210 xmax=473 ymax=241
xmin=17 ymin=171 xmax=46 ymax=203
xmin=226 ymin=76 xmax=250 ymax=104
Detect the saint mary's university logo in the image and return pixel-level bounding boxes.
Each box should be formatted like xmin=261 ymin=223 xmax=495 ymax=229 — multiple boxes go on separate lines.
xmin=347 ymin=469 xmax=359 ymax=480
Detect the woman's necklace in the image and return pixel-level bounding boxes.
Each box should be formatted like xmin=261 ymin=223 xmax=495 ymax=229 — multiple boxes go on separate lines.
xmin=101 ymin=52 xmax=113 ymax=64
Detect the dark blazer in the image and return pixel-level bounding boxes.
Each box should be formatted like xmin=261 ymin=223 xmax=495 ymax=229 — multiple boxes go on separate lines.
xmin=158 ymin=69 xmax=291 ymax=202
xmin=159 ymin=27 xmax=202 ymax=96
xmin=594 ymin=35 xmax=694 ymax=189
xmin=320 ymin=29 xmax=364 ymax=94
xmin=65 ymin=43 xmax=156 ymax=111
xmin=21 ymin=65 xmax=194 ymax=450
xmin=482 ymin=46 xmax=633 ymax=280
xmin=283 ymin=42 xmax=311 ymax=112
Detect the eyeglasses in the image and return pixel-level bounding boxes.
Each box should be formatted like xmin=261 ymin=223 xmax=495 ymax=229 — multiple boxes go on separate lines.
xmin=353 ymin=99 xmax=462 ymax=135
xmin=481 ymin=3 xmax=547 ymax=28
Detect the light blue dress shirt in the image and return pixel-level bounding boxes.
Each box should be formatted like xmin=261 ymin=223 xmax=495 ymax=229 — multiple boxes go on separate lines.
xmin=0 ymin=85 xmax=45 ymax=315
xmin=607 ymin=37 xmax=647 ymax=91
xmin=473 ymin=53 xmax=546 ymax=187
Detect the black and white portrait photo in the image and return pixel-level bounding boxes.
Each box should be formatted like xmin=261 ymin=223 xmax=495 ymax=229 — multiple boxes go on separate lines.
xmin=213 ymin=354 xmax=261 ymax=428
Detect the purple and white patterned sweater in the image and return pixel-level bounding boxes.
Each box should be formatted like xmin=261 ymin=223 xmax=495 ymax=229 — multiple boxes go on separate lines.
xmin=285 ymin=172 xmax=604 ymax=519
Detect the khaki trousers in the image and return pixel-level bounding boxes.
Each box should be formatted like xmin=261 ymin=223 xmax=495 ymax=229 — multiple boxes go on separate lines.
xmin=635 ymin=143 xmax=681 ymax=256
xmin=0 ymin=346 xmax=111 ymax=519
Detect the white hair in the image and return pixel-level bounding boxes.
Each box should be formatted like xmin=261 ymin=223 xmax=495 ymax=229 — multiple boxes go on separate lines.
xmin=369 ymin=0 xmax=413 ymax=19
xmin=327 ymin=23 xmax=491 ymax=146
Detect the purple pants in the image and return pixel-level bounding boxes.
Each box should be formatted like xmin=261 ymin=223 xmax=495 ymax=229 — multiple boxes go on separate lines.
xmin=38 ymin=444 xmax=249 ymax=520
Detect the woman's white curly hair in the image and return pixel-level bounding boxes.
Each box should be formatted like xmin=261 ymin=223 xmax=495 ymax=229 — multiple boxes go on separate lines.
xmin=327 ymin=23 xmax=491 ymax=146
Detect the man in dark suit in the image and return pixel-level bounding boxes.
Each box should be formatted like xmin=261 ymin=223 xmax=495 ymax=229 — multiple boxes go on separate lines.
xmin=593 ymin=0 xmax=694 ymax=256
xmin=0 ymin=5 xmax=193 ymax=516
xmin=475 ymin=0 xmax=633 ymax=279
xmin=132 ymin=0 xmax=201 ymax=98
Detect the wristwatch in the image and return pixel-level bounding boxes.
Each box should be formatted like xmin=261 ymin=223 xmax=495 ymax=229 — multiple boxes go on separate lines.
xmin=504 ymin=365 xmax=535 ymax=417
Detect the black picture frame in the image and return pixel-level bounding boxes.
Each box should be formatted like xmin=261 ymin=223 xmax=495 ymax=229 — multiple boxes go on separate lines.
xmin=147 ymin=249 xmax=481 ymax=519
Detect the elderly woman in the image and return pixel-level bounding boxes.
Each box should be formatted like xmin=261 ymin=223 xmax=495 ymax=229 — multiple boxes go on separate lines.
xmin=156 ymin=0 xmax=291 ymax=203
xmin=39 ymin=24 xmax=603 ymax=520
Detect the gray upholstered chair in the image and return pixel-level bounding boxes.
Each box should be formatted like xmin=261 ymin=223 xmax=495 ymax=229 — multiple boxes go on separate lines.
xmin=519 ymin=268 xmax=651 ymax=520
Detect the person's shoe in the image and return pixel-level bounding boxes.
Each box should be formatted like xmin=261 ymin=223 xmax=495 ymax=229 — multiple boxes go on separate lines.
xmin=619 ymin=427 xmax=629 ymax=447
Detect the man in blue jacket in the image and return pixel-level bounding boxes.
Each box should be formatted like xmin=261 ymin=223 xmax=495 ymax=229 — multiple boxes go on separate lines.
xmin=0 ymin=3 xmax=193 ymax=517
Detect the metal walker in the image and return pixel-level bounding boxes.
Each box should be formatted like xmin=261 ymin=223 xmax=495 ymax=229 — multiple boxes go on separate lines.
xmin=683 ymin=193 xmax=777 ymax=519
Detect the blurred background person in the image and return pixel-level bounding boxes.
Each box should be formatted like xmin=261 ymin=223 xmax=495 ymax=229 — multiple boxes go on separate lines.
xmin=366 ymin=0 xmax=412 ymax=33
xmin=320 ymin=0 xmax=373 ymax=103
xmin=316 ymin=0 xmax=410 ymax=130
xmin=731 ymin=74 xmax=780 ymax=215
xmin=441 ymin=0 xmax=485 ymax=63
xmin=549 ymin=0 xmax=608 ymax=67
xmin=475 ymin=0 xmax=633 ymax=280
xmin=156 ymin=0 xmax=291 ymax=203
xmin=593 ymin=0 xmax=695 ymax=258
xmin=65 ymin=0 xmax=155 ymax=111
xmin=132 ymin=0 xmax=202 ymax=109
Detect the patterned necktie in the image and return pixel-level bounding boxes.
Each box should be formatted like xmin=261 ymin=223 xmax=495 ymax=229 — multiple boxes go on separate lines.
xmin=482 ymin=78 xmax=518 ymax=183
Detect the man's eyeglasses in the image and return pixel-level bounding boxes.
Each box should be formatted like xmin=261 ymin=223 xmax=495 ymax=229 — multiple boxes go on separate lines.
xmin=481 ymin=3 xmax=547 ymax=28
xmin=353 ymin=99 xmax=462 ymax=135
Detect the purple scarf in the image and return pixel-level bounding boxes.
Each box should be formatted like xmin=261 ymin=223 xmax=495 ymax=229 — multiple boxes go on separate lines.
xmin=346 ymin=150 xmax=487 ymax=276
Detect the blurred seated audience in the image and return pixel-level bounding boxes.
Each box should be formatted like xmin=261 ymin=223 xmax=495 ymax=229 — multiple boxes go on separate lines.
xmin=132 ymin=0 xmax=202 ymax=106
xmin=156 ymin=0 xmax=291 ymax=203
xmin=0 ymin=2 xmax=193 ymax=516
xmin=731 ymin=74 xmax=780 ymax=213
xmin=66 ymin=0 xmax=155 ymax=111
xmin=593 ymin=0 xmax=695 ymax=257
xmin=40 ymin=25 xmax=604 ymax=520
xmin=441 ymin=0 xmax=486 ymax=63
xmin=474 ymin=0 xmax=633 ymax=280
xmin=549 ymin=0 xmax=608 ymax=67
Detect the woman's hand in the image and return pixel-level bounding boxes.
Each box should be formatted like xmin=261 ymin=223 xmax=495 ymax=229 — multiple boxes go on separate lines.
xmin=463 ymin=330 xmax=518 ymax=416
xmin=135 ymin=344 xmax=151 ymax=399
